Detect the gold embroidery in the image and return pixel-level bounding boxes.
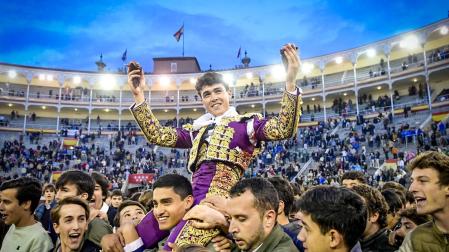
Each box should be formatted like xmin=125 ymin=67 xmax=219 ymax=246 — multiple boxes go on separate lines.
xmin=175 ymin=220 xmax=220 ymax=248
xmin=131 ymin=102 xmax=178 ymax=147
xmin=263 ymin=91 xmax=302 ymax=140
xmin=206 ymin=163 xmax=242 ymax=198
xmin=187 ymin=126 xmax=208 ymax=172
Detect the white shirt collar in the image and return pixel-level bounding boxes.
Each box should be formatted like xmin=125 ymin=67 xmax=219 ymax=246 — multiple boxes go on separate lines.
xmin=100 ymin=202 xmax=109 ymax=214
xmin=192 ymin=106 xmax=238 ymax=131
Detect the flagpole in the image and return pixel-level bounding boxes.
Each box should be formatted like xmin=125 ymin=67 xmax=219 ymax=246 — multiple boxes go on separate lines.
xmin=182 ymin=23 xmax=185 ymax=57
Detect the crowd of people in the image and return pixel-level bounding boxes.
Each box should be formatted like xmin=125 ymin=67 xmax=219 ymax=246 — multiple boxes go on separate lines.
xmin=2 ymin=43 xmax=449 ymax=251
xmin=1 ymin=151 xmax=449 ymax=251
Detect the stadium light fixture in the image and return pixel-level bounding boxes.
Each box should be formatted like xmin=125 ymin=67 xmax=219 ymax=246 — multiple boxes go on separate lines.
xmin=193 ymin=108 xmax=197 ymax=112
xmin=251 ymin=104 xmax=255 ymax=108
xmin=223 ymin=73 xmax=234 ymax=86
xmin=39 ymin=74 xmax=45 ymax=81
xmin=311 ymin=97 xmax=316 ymax=101
xmin=104 ymin=109 xmax=110 ymax=112
xmin=8 ymin=103 xmax=13 ymax=107
xmin=46 ymin=74 xmax=53 ymax=81
xmin=413 ymin=78 xmax=418 ymax=82
xmin=301 ymin=63 xmax=314 ymax=75
xmin=343 ymin=92 xmax=347 ymax=96
xmin=246 ymin=72 xmax=253 ymax=79
xmin=400 ymin=35 xmax=419 ymax=49
xmin=441 ymin=26 xmax=448 ymax=35
xmin=270 ymin=65 xmax=286 ymax=80
xmin=42 ymin=106 xmax=46 ymax=110
xmin=366 ymin=48 xmax=376 ymax=57
xmin=190 ymin=78 xmax=196 ymax=84
xmin=100 ymin=75 xmax=116 ymax=89
xmin=335 ymin=56 xmax=343 ymax=64
xmin=164 ymin=109 xmax=168 ymax=112
xmin=377 ymin=86 xmax=382 ymax=90
xmin=8 ymin=70 xmax=17 ymax=79
xmin=73 ymin=76 xmax=81 ymax=84
xmin=74 ymin=108 xmax=78 ymax=111
xmin=159 ymin=76 xmax=170 ymax=87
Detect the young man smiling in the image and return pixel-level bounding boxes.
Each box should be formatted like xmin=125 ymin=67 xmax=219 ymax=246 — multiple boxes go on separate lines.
xmin=127 ymin=43 xmax=302 ymax=249
xmin=0 ymin=177 xmax=54 ymax=251
xmin=111 ymin=174 xmax=228 ymax=252
xmin=51 ymin=197 xmax=100 ymax=252
xmin=55 ymin=170 xmax=113 ymax=248
xmin=399 ymin=151 xmax=449 ymax=251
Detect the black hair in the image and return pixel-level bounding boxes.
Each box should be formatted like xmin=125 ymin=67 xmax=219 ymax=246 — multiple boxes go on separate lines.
xmin=268 ymin=177 xmax=294 ymax=216
xmin=297 ymin=186 xmax=367 ymax=249
xmin=0 ymin=177 xmax=42 ymax=213
xmin=352 ymin=184 xmax=389 ymax=228
xmin=114 ymin=200 xmax=147 ymax=227
xmin=91 ymin=172 xmax=109 ymax=200
xmin=230 ymin=177 xmax=279 ymax=217
xmin=153 ymin=174 xmax=192 ymax=200
xmin=381 ymin=189 xmax=403 ymax=215
xmin=55 ymin=170 xmax=95 ymax=201
xmin=111 ymin=189 xmax=123 ymax=198
xmin=341 ymin=171 xmax=366 ymax=184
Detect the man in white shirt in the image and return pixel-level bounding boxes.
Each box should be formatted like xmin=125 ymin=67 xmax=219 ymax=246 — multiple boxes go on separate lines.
xmin=0 ymin=177 xmax=53 ymax=251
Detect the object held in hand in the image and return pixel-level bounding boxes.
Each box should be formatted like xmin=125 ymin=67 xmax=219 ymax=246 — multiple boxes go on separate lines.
xmin=128 ymin=61 xmax=142 ymax=88
xmin=280 ymin=46 xmax=298 ymax=71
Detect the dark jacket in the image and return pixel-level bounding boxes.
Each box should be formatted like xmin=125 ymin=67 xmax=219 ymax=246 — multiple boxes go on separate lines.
xmin=360 ymin=228 xmax=398 ymax=252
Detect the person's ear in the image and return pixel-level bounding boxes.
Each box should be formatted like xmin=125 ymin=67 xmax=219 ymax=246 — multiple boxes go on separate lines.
xmin=264 ymin=210 xmax=277 ymax=228
xmin=278 ymin=200 xmax=285 ymax=216
xmin=328 ymin=229 xmax=344 ymax=249
xmin=79 ymin=193 xmax=89 ymax=201
xmin=53 ymin=223 xmax=60 ymax=234
xmin=184 ymin=195 xmax=194 ymax=210
xmin=20 ymin=200 xmax=32 ymax=211
xmin=369 ymin=212 xmax=380 ymax=223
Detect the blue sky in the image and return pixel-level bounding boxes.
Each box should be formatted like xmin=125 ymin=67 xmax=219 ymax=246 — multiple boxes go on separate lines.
xmin=0 ymin=0 xmax=448 ymax=72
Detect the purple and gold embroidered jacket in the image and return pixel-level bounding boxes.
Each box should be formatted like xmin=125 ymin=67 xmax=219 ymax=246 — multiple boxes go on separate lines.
xmin=130 ymin=90 xmax=302 ymax=249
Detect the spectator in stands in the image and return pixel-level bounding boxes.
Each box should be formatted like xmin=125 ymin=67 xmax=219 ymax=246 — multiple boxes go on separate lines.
xmin=268 ymin=177 xmax=303 ymax=251
xmin=113 ymin=200 xmax=146 ymax=228
xmin=92 ymin=172 xmax=116 ymax=226
xmin=105 ymin=174 xmax=230 ymax=252
xmin=110 ymin=189 xmax=123 ymax=210
xmin=55 ymin=170 xmax=112 ymax=247
xmin=381 ymin=189 xmax=404 ymax=230
xmin=35 ymin=183 xmax=58 ymax=244
xmin=226 ymin=177 xmax=297 ymax=251
xmin=399 ymin=151 xmax=449 ymax=251
xmin=51 ymin=197 xmax=100 ymax=251
xmin=352 ymin=184 xmax=398 ymax=251
xmin=297 ymin=186 xmax=367 ymax=252
xmin=127 ymin=44 xmax=301 ymax=248
xmin=0 ymin=177 xmax=53 ymax=251
xmin=389 ymin=207 xmax=431 ymax=247
xmin=341 ymin=171 xmax=366 ymax=188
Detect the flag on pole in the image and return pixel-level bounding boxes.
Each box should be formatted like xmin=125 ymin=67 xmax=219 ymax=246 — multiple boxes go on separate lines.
xmin=121 ymin=49 xmax=127 ymax=61
xmin=173 ymin=24 xmax=184 ymax=42
xmin=237 ymin=47 xmax=242 ymax=58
